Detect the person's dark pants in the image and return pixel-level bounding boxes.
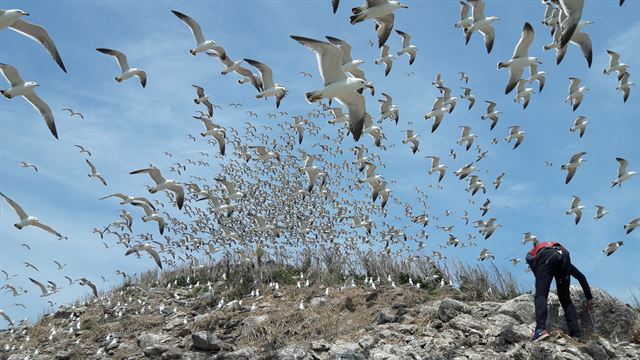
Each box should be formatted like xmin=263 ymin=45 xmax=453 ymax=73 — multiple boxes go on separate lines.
xmin=533 ymin=248 xmax=581 ymax=336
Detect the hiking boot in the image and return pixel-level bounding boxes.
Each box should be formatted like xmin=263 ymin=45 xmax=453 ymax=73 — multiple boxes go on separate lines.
xmin=531 ymin=329 xmax=550 ymax=342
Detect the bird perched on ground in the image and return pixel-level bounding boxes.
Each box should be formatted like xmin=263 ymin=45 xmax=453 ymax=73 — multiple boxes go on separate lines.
xmin=96 ymin=48 xmax=147 ymax=88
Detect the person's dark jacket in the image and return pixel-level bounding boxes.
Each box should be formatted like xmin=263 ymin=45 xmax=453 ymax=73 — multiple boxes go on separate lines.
xmin=527 ymin=249 xmax=593 ymax=300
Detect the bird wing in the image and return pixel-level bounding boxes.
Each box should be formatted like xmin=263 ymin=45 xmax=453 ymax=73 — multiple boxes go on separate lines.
xmin=0 ymin=63 xmax=25 ymax=87
xmin=85 ymin=159 xmax=97 ymax=174
xmin=244 ymin=59 xmax=274 ymax=89
xmin=290 ymin=36 xmax=346 ymax=86
xmin=571 ymin=31 xmax=592 ymax=68
xmin=469 ymin=0 xmax=486 ymax=21
xmin=325 ymin=36 xmax=354 ymax=64
xmin=32 ymin=221 xmax=62 ymax=237
xmin=192 ymin=85 xmax=205 ymax=98
xmin=9 ymin=19 xmax=66 ymax=72
xmin=505 ymin=65 xmax=524 ymax=94
xmin=29 ymin=278 xmax=48 ymax=295
xmin=375 ymin=14 xmax=395 ymax=48
xmin=0 ymin=192 xmax=29 ymax=220
xmin=132 ymin=200 xmax=154 ymax=216
xmin=23 ymin=91 xmax=58 ymax=139
xmin=513 ymin=22 xmax=534 ymax=58
xmin=568 ymin=77 xmax=581 ymax=94
xmin=607 ymin=50 xmax=620 ymax=67
xmin=396 ymin=30 xmax=411 ymax=48
xmin=171 ymin=10 xmax=206 ymax=45
xmin=96 ymin=48 xmax=130 ymax=72
xmin=485 ymin=100 xmax=496 ymax=113
xmin=130 ymin=168 xmax=165 ymax=185
xmin=570 ymin=195 xmax=581 ymax=208
xmin=332 ymin=0 xmax=340 ymax=13
xmin=144 ymin=246 xmax=163 ymax=269
xmin=335 ymin=92 xmax=366 ymax=141
xmin=616 ymin=157 xmax=629 ymax=178
xmin=569 ymin=151 xmax=586 ymax=163
xmin=459 ymin=1 xmax=470 ymax=20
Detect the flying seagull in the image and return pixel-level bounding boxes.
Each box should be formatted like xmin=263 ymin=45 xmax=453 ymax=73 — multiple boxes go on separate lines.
xmin=244 ymin=58 xmax=287 ymax=109
xmin=61 ymin=108 xmax=84 ymax=119
xmin=0 ymin=63 xmax=58 ymax=139
xmin=17 ymin=161 xmax=38 ymax=172
xmin=565 ymin=77 xmax=588 ymax=111
xmin=0 ymin=9 xmax=67 ymax=72
xmin=171 ymin=10 xmax=220 ymax=55
xmin=395 ymin=30 xmax=418 ymax=65
xmin=561 ymin=151 xmax=586 ymax=184
xmin=602 ymin=241 xmax=623 ymax=256
xmin=125 ymin=243 xmax=163 ymax=269
xmin=129 ymin=167 xmax=184 ymax=210
xmin=0 ymin=192 xmax=62 ymax=238
xmin=611 ymin=158 xmax=637 ymax=187
xmin=497 ymin=22 xmax=540 ymax=95
xmin=192 ymin=85 xmax=213 ymax=117
xmin=96 ymin=48 xmax=147 ymax=88
xmin=375 ymin=44 xmax=395 ymax=76
xmin=85 ymin=159 xmax=107 ymax=186
xmin=465 ymin=0 xmax=499 ymax=54
xmin=349 ymin=0 xmax=408 ymax=48
xmin=569 ymin=116 xmax=588 ymax=137
xmin=565 ymin=195 xmax=585 ymax=225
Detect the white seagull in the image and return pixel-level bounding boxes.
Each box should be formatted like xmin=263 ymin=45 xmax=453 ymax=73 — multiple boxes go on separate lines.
xmin=375 ymin=44 xmax=395 ymax=76
xmin=565 ymin=77 xmax=588 ymax=111
xmin=465 ymin=0 xmax=499 ymax=54
xmin=624 ymin=218 xmax=639 ymax=234
xmin=593 ymin=205 xmax=609 ymax=221
xmin=171 ymin=10 xmax=220 ymax=55
xmin=85 ymin=159 xmax=107 ymax=186
xmin=0 ymin=9 xmax=66 ymax=72
xmin=514 ymin=79 xmax=534 ymax=109
xmin=0 ymin=63 xmax=58 ymax=139
xmin=349 ymin=0 xmax=408 ymax=48
xmin=561 ymin=151 xmax=586 ymax=184
xmin=96 ymin=48 xmax=147 ymax=88
xmin=1 ymin=192 xmax=62 ymax=238
xmin=192 ymin=85 xmax=213 ymax=117
xmin=602 ymin=241 xmax=623 ymax=257
xmin=243 ymin=58 xmax=287 ymax=109
xmin=129 ymin=167 xmax=184 ymax=210
xmin=565 ymin=195 xmax=585 ymax=225
xmin=61 ymin=108 xmax=84 ymax=119
xmin=611 ymin=158 xmax=637 ymax=187
xmin=131 ymin=201 xmax=165 ymax=235
xmin=569 ymin=116 xmax=589 ymax=138
xmin=617 ymin=72 xmax=634 ymax=103
xmin=497 ymin=22 xmax=540 ymax=95
xmin=125 ymin=244 xmax=163 ymax=269
xmin=395 ymin=30 xmax=418 ymax=65
xmin=325 ymin=36 xmax=368 ymax=81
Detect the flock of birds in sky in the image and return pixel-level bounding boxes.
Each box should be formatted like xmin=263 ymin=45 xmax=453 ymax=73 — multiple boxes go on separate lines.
xmin=0 ymin=0 xmax=639 ymax=328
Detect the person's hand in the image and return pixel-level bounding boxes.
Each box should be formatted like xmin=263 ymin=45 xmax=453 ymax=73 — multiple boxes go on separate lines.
xmin=586 ymin=299 xmax=595 ymax=311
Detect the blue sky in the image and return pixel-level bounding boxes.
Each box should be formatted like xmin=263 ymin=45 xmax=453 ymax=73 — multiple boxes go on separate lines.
xmin=1 ymin=1 xmax=639 ymax=328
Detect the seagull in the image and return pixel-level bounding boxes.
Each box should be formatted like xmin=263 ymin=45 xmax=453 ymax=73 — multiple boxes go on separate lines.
xmin=0 ymin=63 xmax=58 ymax=139
xmin=171 ymin=10 xmax=220 ymax=55
xmin=527 ymin=63 xmax=546 ymax=92
xmin=460 ymin=87 xmax=476 ymax=109
xmin=375 ymin=45 xmax=394 ymax=76
xmin=131 ymin=201 xmax=165 ymax=235
xmin=96 ymin=48 xmax=146 ymax=88
xmin=192 ymin=85 xmax=213 ymax=117
xmin=605 ymin=51 xmax=629 ymax=80
xmin=195 ymin=116 xmax=225 ymax=156
xmin=522 ymin=232 xmax=538 ymax=245
xmin=125 ymin=244 xmax=162 ymax=269
xmin=602 ymin=241 xmax=623 ymax=256
xmin=466 ymin=175 xmax=486 ymax=196
xmin=17 ymin=161 xmax=38 ymax=172
xmin=339 ymin=277 xmax=357 ymax=291
xmin=325 ymin=36 xmax=368 ymax=81
xmin=465 ymin=0 xmax=499 ymax=54
xmin=593 ymin=205 xmax=609 ymax=220
xmin=244 ymin=58 xmax=287 ymax=109
xmin=426 ymin=156 xmax=447 ymax=182
xmin=561 ymin=152 xmax=586 ymax=184
xmin=402 ymin=130 xmax=419 ymax=154
xmin=425 ymin=97 xmax=451 ymax=133
xmin=332 ymin=0 xmax=340 ymax=13
xmin=0 ymin=9 xmax=66 ymax=72
xmin=480 ymin=101 xmax=501 ymax=130
xmin=459 ymin=71 xmax=470 ymax=83
xmin=498 ymin=22 xmax=540 ymax=95
xmin=514 ymin=79 xmax=534 ymax=109
xmin=349 ymin=0 xmax=408 ymax=48
xmin=565 ymin=77 xmax=588 ymax=111
xmin=480 ymin=218 xmax=501 ymax=239
xmin=457 ymin=126 xmax=477 ymax=151
xmin=129 ymin=167 xmax=184 ymax=210
xmin=624 ymin=218 xmax=639 ymax=234
xmin=477 ymin=248 xmax=495 ymax=261
xmin=379 ymin=93 xmax=399 ymax=124
xmin=61 ymin=108 xmax=84 ymax=119
xmin=29 ymin=278 xmax=55 ymax=297
xmin=493 ymin=172 xmax=505 ymax=189
xmin=569 ymin=116 xmax=589 ymax=137
xmin=395 ymin=30 xmax=418 ymax=65
xmin=504 ymin=126 xmax=525 ymax=149
xmin=1 ymin=192 xmax=62 ymax=238
xmin=547 ymin=19 xmax=593 ymax=68
xmin=454 ymin=162 xmax=478 ymax=180
xmin=99 ymin=193 xmax=154 ymax=208
xmin=74 ymin=144 xmax=91 ymax=156
xmin=328 ymin=107 xmax=349 ymax=126
xmin=566 ymin=195 xmax=585 ymax=225
xmin=214 ymin=178 xmax=244 ymax=200
xmin=617 ymin=72 xmax=634 ymax=103
xmin=432 ymin=73 xmax=444 ymax=88
xmin=480 ymin=199 xmax=491 ymax=216
xmin=85 ymin=159 xmax=107 ymax=186
xmin=291 ymin=36 xmax=373 ymax=141
xmin=78 ymin=278 xmax=98 ymax=297
xmin=611 ymin=158 xmax=637 ymax=187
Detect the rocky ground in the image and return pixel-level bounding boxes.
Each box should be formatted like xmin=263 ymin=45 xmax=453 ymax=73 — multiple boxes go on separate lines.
xmin=1 ymin=272 xmax=638 ymax=360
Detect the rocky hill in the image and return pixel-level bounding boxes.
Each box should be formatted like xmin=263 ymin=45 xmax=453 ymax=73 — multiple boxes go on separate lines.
xmin=1 ymin=267 xmax=639 ymax=360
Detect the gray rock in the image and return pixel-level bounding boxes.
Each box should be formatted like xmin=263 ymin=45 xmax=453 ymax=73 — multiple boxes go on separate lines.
xmin=137 ymin=332 xmax=171 ymax=348
xmin=54 ymin=351 xmax=72 ymax=360
xmin=581 ymin=342 xmax=608 ymax=360
xmin=449 ymin=313 xmax=486 ymax=336
xmin=498 ymin=324 xmax=531 ymax=344
xmin=438 ymin=298 xmax=471 ymax=322
xmin=377 ymin=308 xmax=398 ymax=324
xmin=144 ymin=344 xmax=169 ymax=356
xmin=218 ymin=348 xmax=256 ymax=359
xmin=161 ymin=348 xmax=183 ymax=359
xmin=311 ymin=340 xmax=331 ymax=352
xmin=191 ymin=331 xmax=223 ymax=352
xmin=497 ymin=294 xmax=536 ymax=324
xmin=309 ymin=296 xmax=326 ymax=307
xmin=357 ymin=335 xmax=378 ymax=350
xmin=329 ymin=341 xmax=365 ymax=359
xmin=278 ymin=346 xmax=306 ymax=359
